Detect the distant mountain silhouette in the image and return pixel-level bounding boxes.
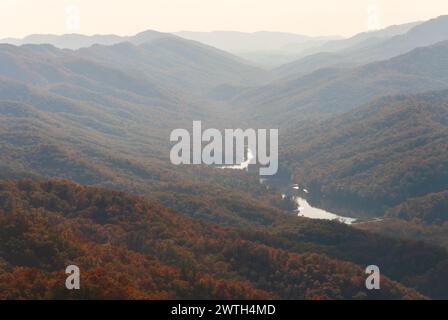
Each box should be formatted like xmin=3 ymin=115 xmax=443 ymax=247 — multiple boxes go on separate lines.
xmin=275 ymin=16 xmax=448 ymax=78
xmin=0 ymin=30 xmax=172 ymax=49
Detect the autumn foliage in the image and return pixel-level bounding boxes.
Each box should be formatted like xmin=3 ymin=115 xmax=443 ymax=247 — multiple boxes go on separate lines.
xmin=0 ymin=179 xmax=425 ymax=299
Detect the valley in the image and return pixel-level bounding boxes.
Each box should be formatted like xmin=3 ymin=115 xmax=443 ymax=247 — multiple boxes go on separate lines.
xmin=1 ymin=12 xmax=448 ymax=300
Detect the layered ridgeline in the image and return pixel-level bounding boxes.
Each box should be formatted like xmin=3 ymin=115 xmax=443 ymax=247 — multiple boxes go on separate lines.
xmin=5 ymin=178 xmax=448 ymax=299
xmin=0 ymin=36 xmax=279 ymax=229
xmin=0 ymin=23 xmax=419 ymax=68
xmin=175 ymin=31 xmax=334 ymax=54
xmin=174 ymin=31 xmax=341 ymax=67
xmin=0 ymin=34 xmax=269 ymax=184
xmin=230 ymin=40 xmax=448 ymax=126
xmin=274 ymin=15 xmax=448 ymax=79
xmin=287 ymin=21 xmax=422 ymax=59
xmin=2 ymin=17 xmax=448 ymax=300
xmin=0 ymin=37 xmax=266 ymax=187
xmin=280 ymin=89 xmax=448 ymax=216
xmin=0 ymin=30 xmax=341 ymax=68
xmin=1 ymin=30 xmax=198 ymax=50
xmin=0 ymin=36 xmax=270 ymax=96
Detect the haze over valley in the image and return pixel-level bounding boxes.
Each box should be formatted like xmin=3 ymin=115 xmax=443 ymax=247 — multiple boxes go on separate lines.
xmin=1 ymin=6 xmax=448 ymax=300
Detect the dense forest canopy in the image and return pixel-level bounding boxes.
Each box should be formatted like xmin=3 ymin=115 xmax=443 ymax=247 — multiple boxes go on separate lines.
xmin=278 ymin=90 xmax=448 ymax=216
xmin=0 ymin=179 xmax=437 ymax=299
xmin=1 ymin=14 xmax=448 ymax=300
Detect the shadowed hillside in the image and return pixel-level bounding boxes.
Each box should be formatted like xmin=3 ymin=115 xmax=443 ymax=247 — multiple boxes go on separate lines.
xmin=280 ymin=90 xmax=448 ymax=216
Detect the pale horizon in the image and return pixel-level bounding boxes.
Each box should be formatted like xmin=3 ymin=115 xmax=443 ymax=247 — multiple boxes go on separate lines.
xmin=1 ymin=0 xmax=448 ymax=39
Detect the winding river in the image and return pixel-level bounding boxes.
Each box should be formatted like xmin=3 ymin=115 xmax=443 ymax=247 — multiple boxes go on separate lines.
xmin=219 ymin=149 xmax=357 ymax=225
xmin=293 ymin=194 xmax=357 ymax=224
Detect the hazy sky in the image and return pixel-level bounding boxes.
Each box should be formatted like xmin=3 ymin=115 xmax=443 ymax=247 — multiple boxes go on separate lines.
xmin=1 ymin=0 xmax=448 ymax=38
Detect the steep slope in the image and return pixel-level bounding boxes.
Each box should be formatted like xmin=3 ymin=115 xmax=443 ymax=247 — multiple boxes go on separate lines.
xmin=0 ymin=38 xmax=270 ymax=167
xmin=0 ymin=40 xmax=284 ymax=235
xmin=0 ymin=75 xmax=297 ymax=234
xmin=0 ymin=40 xmax=271 ymax=206
xmin=275 ymin=16 xmax=447 ymax=79
xmin=232 ymin=41 xmax=448 ymax=126
xmin=350 ymin=15 xmax=448 ymax=64
xmin=0 ymin=43 xmax=184 ymax=108
xmin=281 ymin=89 xmax=448 ymax=216
xmin=274 ymin=21 xmax=421 ymax=78
xmin=0 ymin=37 xmax=270 ymax=98
xmin=305 ymin=21 xmax=421 ymax=54
xmin=78 ymin=37 xmax=271 ymax=94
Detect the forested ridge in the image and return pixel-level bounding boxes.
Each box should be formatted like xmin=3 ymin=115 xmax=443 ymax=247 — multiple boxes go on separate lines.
xmin=3 ymin=178 xmax=448 ymax=299
xmin=1 ymin=15 xmax=448 ymax=300
xmin=280 ymin=90 xmax=448 ymax=216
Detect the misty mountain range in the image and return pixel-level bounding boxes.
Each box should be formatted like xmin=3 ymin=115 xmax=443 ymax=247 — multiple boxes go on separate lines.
xmin=1 ymin=14 xmax=448 ymax=299
xmin=0 ymin=20 xmax=421 ymax=68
